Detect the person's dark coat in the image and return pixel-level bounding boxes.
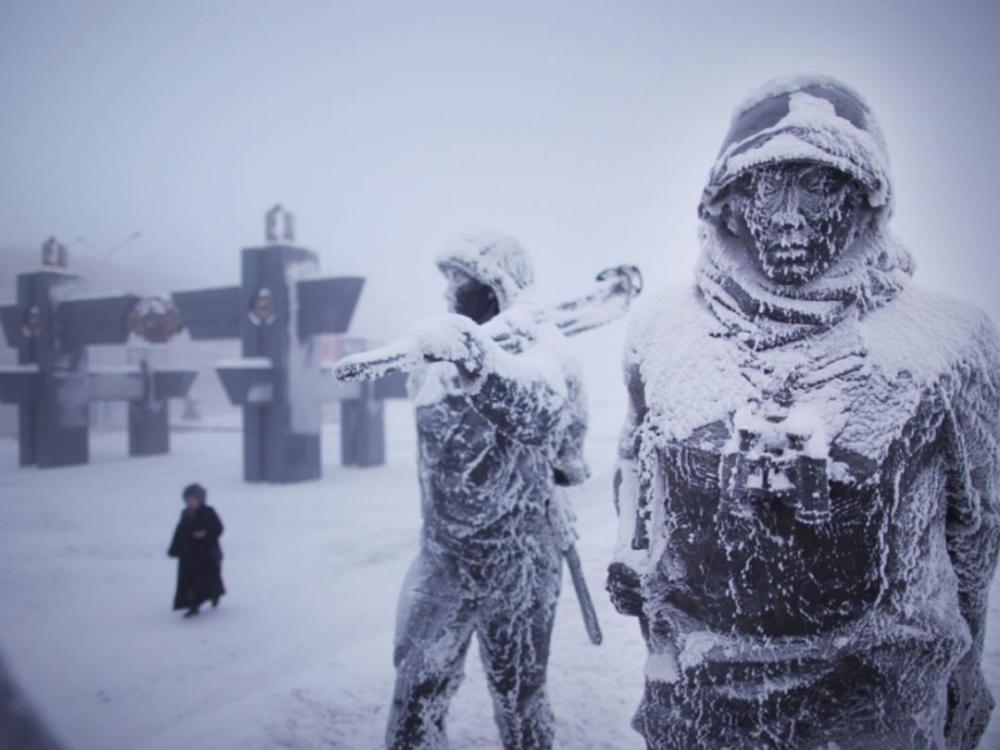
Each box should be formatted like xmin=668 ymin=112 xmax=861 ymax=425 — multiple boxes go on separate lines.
xmin=168 ymin=504 xmax=225 ymax=611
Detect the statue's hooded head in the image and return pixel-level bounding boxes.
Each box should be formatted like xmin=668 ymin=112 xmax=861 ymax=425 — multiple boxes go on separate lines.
xmin=435 ymin=231 xmax=534 ymax=324
xmin=699 ymin=76 xmax=911 ymax=296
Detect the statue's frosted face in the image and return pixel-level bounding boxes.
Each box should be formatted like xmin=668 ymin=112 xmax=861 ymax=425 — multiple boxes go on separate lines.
xmin=442 ymin=267 xmax=500 ymax=324
xmin=725 ymin=162 xmax=869 ymax=285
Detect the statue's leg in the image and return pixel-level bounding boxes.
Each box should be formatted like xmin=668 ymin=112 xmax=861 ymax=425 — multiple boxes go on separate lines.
xmin=386 ymin=551 xmax=475 ymax=750
xmin=476 ymin=545 xmax=561 ymax=750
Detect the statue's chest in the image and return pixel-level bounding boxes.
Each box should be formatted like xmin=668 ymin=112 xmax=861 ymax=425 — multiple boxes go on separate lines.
xmin=416 ymin=396 xmax=496 ymax=470
xmin=639 ymin=324 xmax=928 ymax=491
xmin=636 ymin=333 xmax=939 ymax=636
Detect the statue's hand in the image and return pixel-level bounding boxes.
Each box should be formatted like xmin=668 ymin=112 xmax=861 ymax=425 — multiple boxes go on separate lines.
xmin=607 ymin=561 xmax=644 ymax=617
xmin=410 ymin=313 xmax=489 ymax=379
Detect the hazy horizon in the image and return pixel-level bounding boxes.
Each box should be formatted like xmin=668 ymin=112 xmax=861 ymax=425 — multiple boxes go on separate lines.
xmin=2 ymin=0 xmax=998 ymax=337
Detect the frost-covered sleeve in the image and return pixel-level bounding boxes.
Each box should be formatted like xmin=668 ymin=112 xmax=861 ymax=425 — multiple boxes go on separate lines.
xmin=607 ymin=358 xmax=648 ymax=618
xmin=470 ymin=344 xmax=569 ymax=446
xmin=410 ymin=312 xmax=568 ymax=445
xmin=552 ymin=363 xmax=590 ymax=486
xmin=940 ymin=314 xmax=1000 ymax=745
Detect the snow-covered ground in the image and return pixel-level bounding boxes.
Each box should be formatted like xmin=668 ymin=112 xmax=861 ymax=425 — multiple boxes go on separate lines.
xmin=1 ymin=395 xmax=999 ymax=749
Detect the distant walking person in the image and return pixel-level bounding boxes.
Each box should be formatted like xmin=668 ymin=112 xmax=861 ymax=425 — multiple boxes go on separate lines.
xmin=168 ymin=483 xmax=225 ymax=618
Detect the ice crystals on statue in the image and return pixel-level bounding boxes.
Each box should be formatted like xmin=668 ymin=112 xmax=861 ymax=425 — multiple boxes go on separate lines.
xmin=721 ymin=393 xmax=831 ymax=525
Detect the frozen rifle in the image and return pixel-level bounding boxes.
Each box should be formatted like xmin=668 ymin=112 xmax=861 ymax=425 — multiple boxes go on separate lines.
xmin=565 ymin=545 xmax=603 ymax=645
xmin=333 ymin=264 xmax=643 ymax=383
xmin=549 ymin=486 xmax=603 ymax=645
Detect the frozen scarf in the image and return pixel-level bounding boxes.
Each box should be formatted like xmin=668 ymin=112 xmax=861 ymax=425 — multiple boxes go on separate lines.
xmin=696 ymin=223 xmax=913 ymax=350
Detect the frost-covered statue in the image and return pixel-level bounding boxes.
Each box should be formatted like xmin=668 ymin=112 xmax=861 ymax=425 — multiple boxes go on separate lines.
xmin=386 ymin=232 xmax=588 ymax=749
xmin=607 ymin=76 xmax=1000 ymax=749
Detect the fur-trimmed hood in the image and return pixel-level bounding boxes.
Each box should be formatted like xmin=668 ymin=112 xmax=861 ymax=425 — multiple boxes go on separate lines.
xmin=435 ymin=230 xmax=534 ymax=311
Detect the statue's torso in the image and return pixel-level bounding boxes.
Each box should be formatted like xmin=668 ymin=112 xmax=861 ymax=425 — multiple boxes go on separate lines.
xmin=410 ymin=364 xmax=556 ymax=573
xmin=629 ymin=285 xmax=972 ymax=651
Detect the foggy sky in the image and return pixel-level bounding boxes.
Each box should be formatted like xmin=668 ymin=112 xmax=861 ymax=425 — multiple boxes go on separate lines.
xmin=1 ymin=0 xmax=998 ymax=336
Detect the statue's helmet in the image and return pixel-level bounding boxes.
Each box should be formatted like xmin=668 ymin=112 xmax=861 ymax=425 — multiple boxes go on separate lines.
xmin=435 ymin=230 xmax=535 ymax=312
xmin=699 ymin=75 xmax=893 ymax=225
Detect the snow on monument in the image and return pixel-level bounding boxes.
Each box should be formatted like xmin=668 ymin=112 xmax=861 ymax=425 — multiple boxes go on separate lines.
xmin=607 ymin=76 xmax=1000 ymax=748
xmin=0 ymin=239 xmax=196 ymax=467
xmin=171 ymin=205 xmax=406 ymax=483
